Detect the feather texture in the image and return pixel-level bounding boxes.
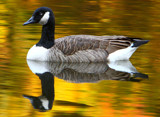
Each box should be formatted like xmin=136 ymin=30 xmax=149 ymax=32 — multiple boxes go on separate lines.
xmin=27 ymin=60 xmax=148 ymax=83
xmin=47 ymin=35 xmax=134 ymax=62
xmin=24 ymin=7 xmax=149 ymax=62
xmin=55 ymin=35 xmax=133 ymax=54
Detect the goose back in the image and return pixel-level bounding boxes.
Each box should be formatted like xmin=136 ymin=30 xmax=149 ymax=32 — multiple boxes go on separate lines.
xmin=48 ymin=35 xmax=133 ymax=62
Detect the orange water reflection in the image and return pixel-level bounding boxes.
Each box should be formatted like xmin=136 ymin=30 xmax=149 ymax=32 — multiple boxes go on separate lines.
xmin=0 ymin=0 xmax=160 ymax=117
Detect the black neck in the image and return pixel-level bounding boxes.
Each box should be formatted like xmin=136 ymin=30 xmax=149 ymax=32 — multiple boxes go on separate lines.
xmin=36 ymin=72 xmax=55 ymax=110
xmin=36 ymin=72 xmax=55 ymax=100
xmin=36 ymin=15 xmax=55 ymax=49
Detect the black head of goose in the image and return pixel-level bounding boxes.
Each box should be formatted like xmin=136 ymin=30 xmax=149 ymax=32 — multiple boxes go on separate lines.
xmin=23 ymin=7 xmax=149 ymax=62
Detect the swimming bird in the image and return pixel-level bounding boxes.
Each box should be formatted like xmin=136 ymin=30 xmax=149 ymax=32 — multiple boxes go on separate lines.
xmin=23 ymin=7 xmax=149 ymax=62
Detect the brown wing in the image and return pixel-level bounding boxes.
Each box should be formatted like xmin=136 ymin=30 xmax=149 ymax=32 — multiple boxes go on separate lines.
xmin=54 ymin=35 xmax=133 ymax=56
xmin=107 ymin=38 xmax=132 ymax=53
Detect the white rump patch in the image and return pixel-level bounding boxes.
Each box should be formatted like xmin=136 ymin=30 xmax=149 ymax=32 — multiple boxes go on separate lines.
xmin=27 ymin=45 xmax=49 ymax=61
xmin=39 ymin=11 xmax=50 ymax=25
xmin=108 ymin=43 xmax=138 ymax=61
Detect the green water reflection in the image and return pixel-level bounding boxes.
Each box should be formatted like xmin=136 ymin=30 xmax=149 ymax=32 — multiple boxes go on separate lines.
xmin=0 ymin=0 xmax=160 ymax=117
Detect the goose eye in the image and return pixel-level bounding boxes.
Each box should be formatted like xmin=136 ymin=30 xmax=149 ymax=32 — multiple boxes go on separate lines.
xmin=39 ymin=12 xmax=43 ymax=16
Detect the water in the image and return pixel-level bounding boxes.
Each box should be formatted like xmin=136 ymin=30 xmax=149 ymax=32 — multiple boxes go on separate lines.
xmin=0 ymin=0 xmax=160 ymax=117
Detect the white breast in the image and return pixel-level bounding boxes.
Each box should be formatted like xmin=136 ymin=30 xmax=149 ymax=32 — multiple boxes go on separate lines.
xmin=27 ymin=60 xmax=49 ymax=74
xmin=27 ymin=45 xmax=49 ymax=61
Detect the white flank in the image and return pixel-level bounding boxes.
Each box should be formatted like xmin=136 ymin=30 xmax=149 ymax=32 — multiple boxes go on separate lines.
xmin=27 ymin=45 xmax=48 ymax=61
xmin=39 ymin=11 xmax=50 ymax=25
xmin=108 ymin=43 xmax=138 ymax=61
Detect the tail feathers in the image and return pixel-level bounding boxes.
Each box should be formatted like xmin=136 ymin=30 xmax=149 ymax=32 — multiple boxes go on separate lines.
xmin=132 ymin=39 xmax=149 ymax=47
xmin=133 ymin=73 xmax=149 ymax=79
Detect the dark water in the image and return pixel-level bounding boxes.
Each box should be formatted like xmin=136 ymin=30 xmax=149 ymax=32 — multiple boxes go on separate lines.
xmin=0 ymin=0 xmax=160 ymax=117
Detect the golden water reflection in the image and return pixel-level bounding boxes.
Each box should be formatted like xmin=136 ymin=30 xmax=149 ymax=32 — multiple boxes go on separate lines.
xmin=24 ymin=60 xmax=148 ymax=113
xmin=0 ymin=0 xmax=160 ymax=117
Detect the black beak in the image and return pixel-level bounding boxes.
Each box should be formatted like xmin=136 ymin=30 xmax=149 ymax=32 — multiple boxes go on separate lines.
xmin=23 ymin=16 xmax=36 ymax=26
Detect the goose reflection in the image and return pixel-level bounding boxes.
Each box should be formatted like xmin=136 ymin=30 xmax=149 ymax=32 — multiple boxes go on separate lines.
xmin=23 ymin=72 xmax=54 ymax=112
xmin=27 ymin=60 xmax=148 ymax=83
xmin=23 ymin=60 xmax=148 ymax=111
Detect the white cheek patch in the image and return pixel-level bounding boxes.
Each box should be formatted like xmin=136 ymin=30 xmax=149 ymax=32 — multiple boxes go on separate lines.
xmin=39 ymin=11 xmax=50 ymax=25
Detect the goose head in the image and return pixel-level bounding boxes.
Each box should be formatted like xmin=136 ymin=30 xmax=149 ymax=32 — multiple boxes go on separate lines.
xmin=23 ymin=7 xmax=55 ymax=26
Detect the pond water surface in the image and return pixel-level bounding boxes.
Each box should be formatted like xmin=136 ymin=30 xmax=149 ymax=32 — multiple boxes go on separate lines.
xmin=0 ymin=0 xmax=160 ymax=117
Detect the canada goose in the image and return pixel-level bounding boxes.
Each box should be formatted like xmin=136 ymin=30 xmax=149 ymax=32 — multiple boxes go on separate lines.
xmin=27 ymin=60 xmax=148 ymax=82
xmin=23 ymin=7 xmax=149 ymax=62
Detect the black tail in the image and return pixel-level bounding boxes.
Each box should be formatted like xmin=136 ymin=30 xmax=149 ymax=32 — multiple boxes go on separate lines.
xmin=133 ymin=73 xmax=149 ymax=79
xmin=132 ymin=39 xmax=149 ymax=47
